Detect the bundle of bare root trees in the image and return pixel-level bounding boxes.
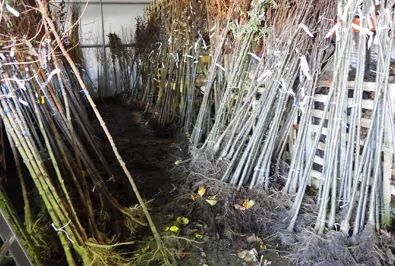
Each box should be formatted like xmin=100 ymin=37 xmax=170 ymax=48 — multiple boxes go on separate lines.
xmin=0 ymin=1 xmax=173 ymax=265
xmin=137 ymin=0 xmax=395 ymax=241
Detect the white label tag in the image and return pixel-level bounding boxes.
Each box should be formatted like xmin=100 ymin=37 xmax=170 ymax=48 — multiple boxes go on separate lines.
xmin=6 ymin=4 xmax=20 ymax=17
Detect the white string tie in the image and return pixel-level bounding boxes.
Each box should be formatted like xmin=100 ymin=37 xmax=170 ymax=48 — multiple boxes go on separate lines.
xmin=51 ymin=220 xmax=74 ymax=243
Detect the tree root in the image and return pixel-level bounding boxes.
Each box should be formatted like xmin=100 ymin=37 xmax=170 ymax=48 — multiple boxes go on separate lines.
xmin=132 ymin=243 xmax=177 ymax=266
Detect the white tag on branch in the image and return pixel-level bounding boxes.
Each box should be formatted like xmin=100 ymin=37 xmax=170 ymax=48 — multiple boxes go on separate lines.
xmin=0 ymin=92 xmax=15 ymax=99
xmin=210 ymin=25 xmax=216 ymax=32
xmin=216 ymin=64 xmax=225 ymax=72
xmin=352 ymin=23 xmax=373 ymax=36
xmin=10 ymin=47 xmax=14 ymax=58
xmin=325 ymin=23 xmax=340 ymax=38
xmin=248 ymin=52 xmax=261 ymax=61
xmin=299 ymin=56 xmax=312 ymax=80
xmin=287 ymin=89 xmax=295 ymax=97
xmin=300 ymin=24 xmax=314 ymax=37
xmin=6 ymin=4 xmax=20 ymax=17
xmin=19 ymin=99 xmax=29 ymax=106
xmin=194 ymin=40 xmax=199 ymax=53
xmin=257 ymin=70 xmax=272 ymax=83
xmin=40 ymin=68 xmax=61 ymax=90
xmin=13 ymin=76 xmax=27 ymax=91
xmin=47 ymin=68 xmax=60 ymax=82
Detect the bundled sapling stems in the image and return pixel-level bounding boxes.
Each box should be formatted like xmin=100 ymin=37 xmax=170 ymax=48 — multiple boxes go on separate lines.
xmin=139 ymin=0 xmax=395 ymax=245
xmin=0 ymin=1 xmax=178 ymax=265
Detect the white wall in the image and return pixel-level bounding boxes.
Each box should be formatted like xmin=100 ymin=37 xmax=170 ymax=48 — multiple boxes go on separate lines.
xmin=80 ymin=1 xmax=149 ymax=97
xmin=50 ymin=1 xmax=149 ymax=97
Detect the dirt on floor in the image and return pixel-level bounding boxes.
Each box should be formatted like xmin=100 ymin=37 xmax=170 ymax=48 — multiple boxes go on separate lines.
xmin=92 ymin=101 xmax=290 ymax=266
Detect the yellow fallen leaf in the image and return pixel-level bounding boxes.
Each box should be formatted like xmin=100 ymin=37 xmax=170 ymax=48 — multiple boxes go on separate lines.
xmin=234 ymin=204 xmax=246 ymax=211
xmin=208 ymin=195 xmax=217 ymax=200
xmin=247 ymin=233 xmax=263 ymax=244
xmin=237 ymin=248 xmax=258 ymax=262
xmin=169 ymin=226 xmax=180 ymax=233
xmin=174 ymin=216 xmax=189 ymax=226
xmin=195 ymin=233 xmax=203 ymax=239
xmin=242 ymin=199 xmax=255 ymax=209
xmin=174 ymin=160 xmax=183 ymax=165
xmin=181 ymin=217 xmax=189 ymax=225
xmin=191 ymin=195 xmax=198 ymax=201
xmin=198 ymin=186 xmax=206 ymax=197
xmin=247 ymin=200 xmax=255 ymax=208
xmin=205 ymin=199 xmax=217 ymax=206
xmin=163 ymin=226 xmax=170 ymax=231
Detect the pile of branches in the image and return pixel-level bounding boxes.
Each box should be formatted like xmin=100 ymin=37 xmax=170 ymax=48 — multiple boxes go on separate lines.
xmin=136 ymin=0 xmax=395 ymax=264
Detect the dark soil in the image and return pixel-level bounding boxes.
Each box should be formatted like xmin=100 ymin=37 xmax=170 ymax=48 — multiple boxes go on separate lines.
xmin=93 ymin=101 xmax=290 ymax=266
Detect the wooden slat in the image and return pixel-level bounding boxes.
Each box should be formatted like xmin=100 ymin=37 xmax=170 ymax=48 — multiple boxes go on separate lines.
xmin=314 ymin=155 xmax=324 ymax=166
xmin=311 ymin=109 xmax=372 ymax=128
xmin=314 ymin=94 xmax=374 ymax=109
xmin=315 ymin=136 xmax=393 ymax=154
xmin=347 ymin=81 xmax=395 ymax=92
xmin=347 ymin=81 xmax=376 ymax=91
xmin=310 ymin=124 xmax=328 ymax=136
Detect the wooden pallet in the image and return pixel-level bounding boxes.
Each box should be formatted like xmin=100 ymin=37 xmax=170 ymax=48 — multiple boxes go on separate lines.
xmin=304 ymin=81 xmax=395 ymax=195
